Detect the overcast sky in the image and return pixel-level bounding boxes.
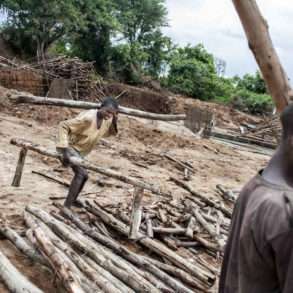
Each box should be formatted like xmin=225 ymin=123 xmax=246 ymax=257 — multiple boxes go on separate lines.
xmin=163 ymin=0 xmax=293 ymax=81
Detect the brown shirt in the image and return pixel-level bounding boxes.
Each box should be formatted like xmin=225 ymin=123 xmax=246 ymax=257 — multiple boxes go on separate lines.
xmin=219 ymin=172 xmax=293 ymax=293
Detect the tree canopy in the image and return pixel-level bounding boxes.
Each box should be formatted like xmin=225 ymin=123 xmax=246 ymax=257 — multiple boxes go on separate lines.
xmin=0 ymin=0 xmax=273 ymax=115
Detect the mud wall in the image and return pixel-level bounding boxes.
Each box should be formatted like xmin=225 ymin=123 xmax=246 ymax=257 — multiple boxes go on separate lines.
xmin=104 ymin=82 xmax=173 ymax=114
xmin=0 ymin=68 xmax=45 ymax=96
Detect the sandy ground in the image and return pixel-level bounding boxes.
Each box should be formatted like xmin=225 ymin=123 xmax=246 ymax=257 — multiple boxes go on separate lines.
xmin=0 ymin=108 xmax=271 ymax=292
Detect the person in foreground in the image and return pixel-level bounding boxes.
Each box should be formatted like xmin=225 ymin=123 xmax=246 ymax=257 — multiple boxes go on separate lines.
xmin=219 ymin=104 xmax=293 ymax=293
xmin=56 ymin=97 xmax=119 ymax=208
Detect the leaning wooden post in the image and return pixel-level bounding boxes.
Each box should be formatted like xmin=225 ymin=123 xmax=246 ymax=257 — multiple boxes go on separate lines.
xmin=129 ymin=187 xmax=144 ymax=240
xmin=12 ymin=147 xmax=28 ymax=187
xmin=232 ymin=0 xmax=292 ymax=112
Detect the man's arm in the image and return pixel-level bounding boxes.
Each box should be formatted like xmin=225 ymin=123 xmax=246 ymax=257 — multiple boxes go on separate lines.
xmin=104 ymin=116 xmax=118 ymax=137
xmin=270 ymin=230 xmax=293 ymax=292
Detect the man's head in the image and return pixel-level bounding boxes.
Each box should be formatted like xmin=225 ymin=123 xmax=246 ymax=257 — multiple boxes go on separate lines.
xmin=99 ymin=97 xmax=119 ymax=120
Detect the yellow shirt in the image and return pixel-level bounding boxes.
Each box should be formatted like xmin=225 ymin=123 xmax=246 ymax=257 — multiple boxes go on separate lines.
xmin=56 ymin=109 xmax=113 ymax=156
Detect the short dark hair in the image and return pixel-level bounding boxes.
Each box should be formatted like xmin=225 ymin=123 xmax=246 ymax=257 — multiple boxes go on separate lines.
xmin=281 ymin=104 xmax=293 ymax=138
xmin=101 ymin=96 xmax=119 ymax=110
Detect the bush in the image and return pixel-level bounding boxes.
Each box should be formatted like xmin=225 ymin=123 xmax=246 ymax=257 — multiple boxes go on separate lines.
xmin=231 ymin=89 xmax=273 ymax=115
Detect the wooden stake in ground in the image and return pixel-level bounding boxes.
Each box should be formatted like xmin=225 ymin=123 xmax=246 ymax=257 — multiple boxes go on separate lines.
xmin=0 ymin=250 xmax=43 ymax=293
xmin=232 ymin=0 xmax=292 ymax=112
xmin=12 ymin=147 xmax=28 ymax=187
xmin=129 ymin=187 xmax=144 ymax=239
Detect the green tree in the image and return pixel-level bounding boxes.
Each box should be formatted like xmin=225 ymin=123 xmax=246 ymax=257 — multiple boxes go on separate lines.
xmin=164 ymin=44 xmax=224 ymax=100
xmin=233 ymin=71 xmax=267 ymax=94
xmin=0 ymin=0 xmax=85 ymax=58
xmin=69 ymin=0 xmax=117 ymax=75
xmin=110 ymin=0 xmax=169 ymax=82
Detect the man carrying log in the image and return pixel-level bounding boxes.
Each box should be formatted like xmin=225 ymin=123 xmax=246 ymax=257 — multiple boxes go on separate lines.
xmin=56 ymin=97 xmax=119 ymax=208
xmin=219 ymin=104 xmax=293 ymax=292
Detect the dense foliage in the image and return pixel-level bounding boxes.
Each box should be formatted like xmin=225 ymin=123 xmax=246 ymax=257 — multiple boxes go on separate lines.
xmin=0 ymin=0 xmax=273 ymax=115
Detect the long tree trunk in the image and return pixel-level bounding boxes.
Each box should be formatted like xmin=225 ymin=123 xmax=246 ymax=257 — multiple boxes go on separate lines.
xmin=232 ymin=0 xmax=292 ymax=112
xmin=9 ymin=94 xmax=186 ymax=121
xmin=0 ymin=250 xmax=43 ymax=293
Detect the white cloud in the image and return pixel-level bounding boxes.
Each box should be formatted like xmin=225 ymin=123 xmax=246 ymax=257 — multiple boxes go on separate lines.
xmin=163 ymin=0 xmax=293 ymax=82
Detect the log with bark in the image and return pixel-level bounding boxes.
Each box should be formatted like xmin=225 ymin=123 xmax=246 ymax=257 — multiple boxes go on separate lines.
xmin=129 ymin=187 xmax=144 ymax=239
xmin=10 ymin=94 xmax=186 ymax=121
xmin=11 ymin=138 xmax=172 ymax=198
xmin=0 ymin=249 xmax=44 ymax=293
xmin=0 ymin=225 xmax=48 ymax=266
xmin=85 ymin=200 xmax=215 ymax=287
xmin=26 ymin=206 xmax=160 ymax=293
xmin=170 ymin=177 xmax=232 ymax=217
xmin=33 ymin=227 xmax=86 ymax=293
xmin=59 ymin=206 xmax=195 ymax=293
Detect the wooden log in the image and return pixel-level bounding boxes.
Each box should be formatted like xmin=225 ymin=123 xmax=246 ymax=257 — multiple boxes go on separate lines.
xmin=170 ymin=177 xmax=232 ymax=217
xmin=12 ymin=147 xmax=27 ymax=187
xmin=192 ymin=209 xmax=225 ymax=252
xmin=145 ymin=257 xmax=203 ymax=291
xmin=184 ymin=168 xmax=191 ymax=181
xmin=25 ymin=212 xmax=121 ymax=293
xmin=85 ymin=200 xmax=215 ymax=287
xmin=158 ymin=209 xmax=168 ymax=223
xmin=25 ymin=211 xmax=130 ymax=293
xmin=163 ymin=154 xmax=194 ymax=173
xmin=32 ymin=170 xmax=70 ymax=187
xmin=0 ymin=250 xmax=43 ymax=293
xmin=0 ymin=226 xmax=47 ymax=266
xmin=152 ymin=227 xmax=186 ymax=235
xmin=193 ymin=235 xmax=221 ymax=253
xmin=26 ymin=206 xmax=157 ymax=293
xmin=11 ymin=138 xmax=171 ymax=198
xmin=10 ymin=94 xmax=186 ymax=121
xmin=57 ymin=206 xmax=164 ymax=291
xmin=232 ymin=0 xmax=291 ymax=112
xmin=33 ymin=227 xmax=85 ymax=293
xmin=83 ymin=256 xmax=130 ymax=293
xmin=60 ymin=207 xmax=195 ymax=293
xmin=185 ymin=216 xmax=196 ymax=238
xmin=52 ymin=235 xmax=121 ymax=293
xmin=145 ymin=214 xmax=154 ymax=238
xmin=216 ymin=184 xmax=236 ymax=203
xmin=211 ymin=131 xmax=276 ymax=149
xmin=129 ymin=187 xmax=144 ymax=240
xmin=175 ymin=241 xmax=201 ymax=248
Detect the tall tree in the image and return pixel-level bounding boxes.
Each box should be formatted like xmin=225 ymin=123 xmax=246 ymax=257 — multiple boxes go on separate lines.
xmin=0 ymin=0 xmax=85 ymax=59
xmin=69 ymin=0 xmax=117 ymax=75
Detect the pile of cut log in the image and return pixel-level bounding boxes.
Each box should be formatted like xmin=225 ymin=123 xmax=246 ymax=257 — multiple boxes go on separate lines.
xmin=32 ymin=56 xmax=101 ymax=101
xmin=33 ymin=56 xmax=96 ymax=82
xmin=240 ymin=116 xmax=281 ymax=145
xmin=0 ymin=189 xmax=233 ymax=292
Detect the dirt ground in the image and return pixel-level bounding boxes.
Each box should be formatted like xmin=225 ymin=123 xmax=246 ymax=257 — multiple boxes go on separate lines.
xmin=0 ymin=99 xmax=272 ymax=292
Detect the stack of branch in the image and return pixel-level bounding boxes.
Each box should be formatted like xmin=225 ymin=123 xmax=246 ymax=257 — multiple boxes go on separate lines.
xmin=0 ymin=56 xmax=19 ymax=68
xmin=32 ymin=56 xmax=102 ymax=100
xmin=240 ymin=116 xmax=281 ymax=145
xmin=0 ymin=196 xmax=231 ymax=292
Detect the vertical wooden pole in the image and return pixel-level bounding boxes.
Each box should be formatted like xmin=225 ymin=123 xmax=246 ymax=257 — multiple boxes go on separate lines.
xmin=12 ymin=147 xmax=28 ymax=187
xmin=129 ymin=187 xmax=144 ymax=240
